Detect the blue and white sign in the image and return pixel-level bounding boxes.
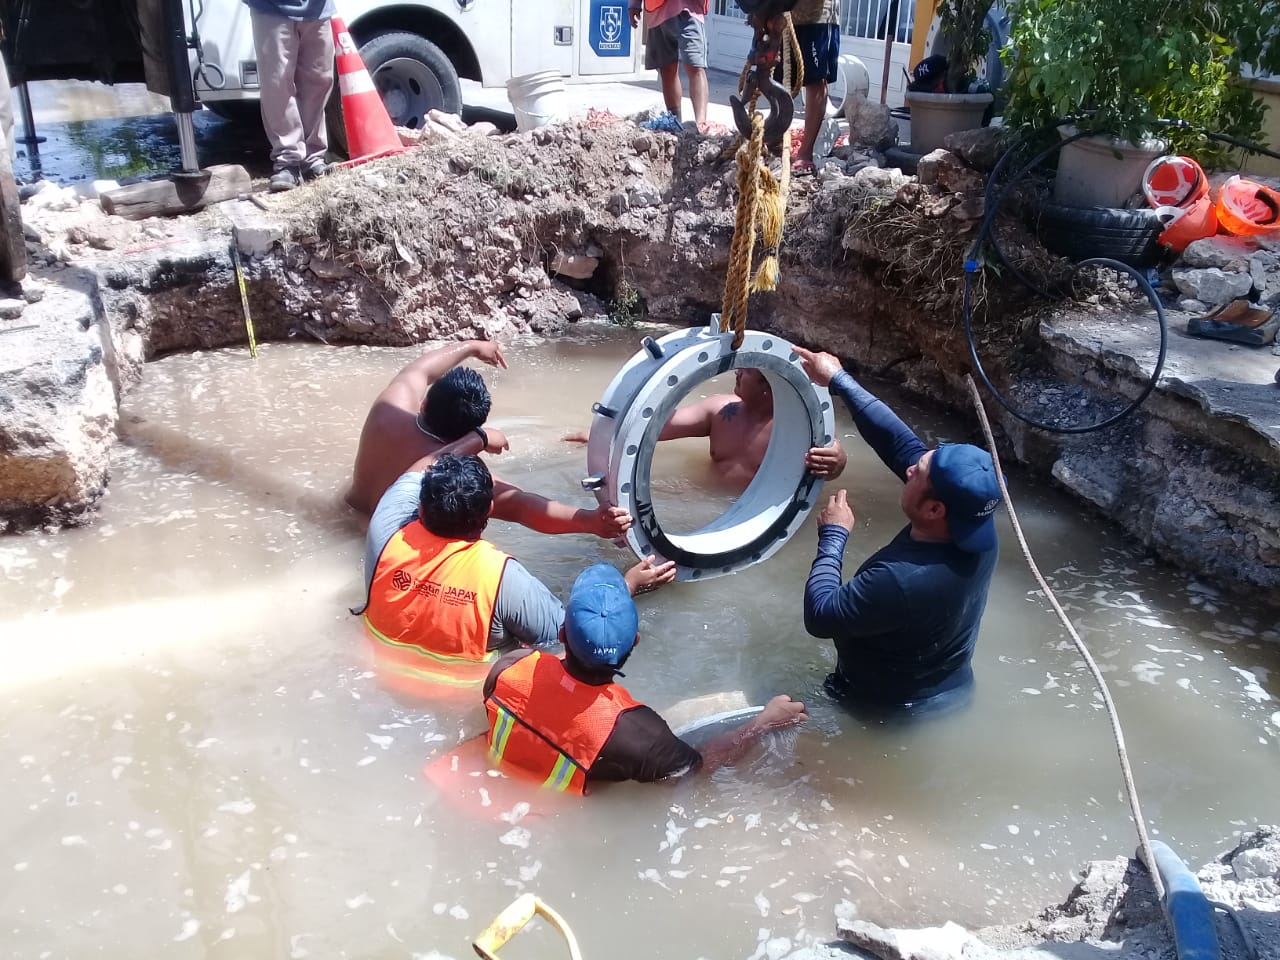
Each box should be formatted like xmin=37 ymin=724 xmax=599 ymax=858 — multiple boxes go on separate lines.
xmin=589 ymin=0 xmax=631 ymax=57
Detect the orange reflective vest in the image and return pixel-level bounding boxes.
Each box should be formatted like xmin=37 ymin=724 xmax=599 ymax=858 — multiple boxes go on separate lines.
xmin=485 ymin=652 xmax=641 ymax=795
xmin=365 ymin=521 xmax=510 ymax=687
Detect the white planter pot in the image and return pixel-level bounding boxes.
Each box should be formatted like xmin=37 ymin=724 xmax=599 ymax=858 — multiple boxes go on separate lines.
xmin=903 ymin=91 xmax=993 ymax=154
xmin=1054 ymin=129 xmax=1167 ymax=208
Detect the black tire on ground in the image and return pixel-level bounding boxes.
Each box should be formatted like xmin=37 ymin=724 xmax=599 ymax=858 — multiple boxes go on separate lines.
xmin=203 ymin=99 xmax=264 ymax=126
xmin=326 ymin=30 xmax=461 ymax=160
xmin=1033 ymin=202 xmax=1165 ymax=269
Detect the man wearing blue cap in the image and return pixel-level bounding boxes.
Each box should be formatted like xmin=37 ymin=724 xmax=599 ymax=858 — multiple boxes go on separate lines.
xmin=483 ymin=563 xmax=807 ymax=794
xmin=794 ymin=348 xmax=1003 ymax=708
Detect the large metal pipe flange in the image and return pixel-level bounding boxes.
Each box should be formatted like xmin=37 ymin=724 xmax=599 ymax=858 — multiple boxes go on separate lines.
xmin=584 ymin=320 xmax=835 ymax=582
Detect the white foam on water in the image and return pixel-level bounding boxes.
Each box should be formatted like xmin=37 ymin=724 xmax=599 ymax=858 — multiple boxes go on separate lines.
xmin=224 ymin=871 xmax=251 ymax=913
xmin=218 ymin=799 xmax=256 ymax=815
xmin=499 ymin=827 xmax=530 ymax=849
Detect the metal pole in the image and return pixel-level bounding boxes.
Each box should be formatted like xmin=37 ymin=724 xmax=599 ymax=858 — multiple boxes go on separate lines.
xmin=161 ymin=0 xmax=201 ymax=175
xmin=880 ymin=0 xmax=899 ymax=104
xmin=15 ymin=82 xmax=45 ymax=145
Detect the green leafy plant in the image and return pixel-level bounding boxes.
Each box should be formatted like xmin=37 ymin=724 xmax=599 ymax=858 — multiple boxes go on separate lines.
xmin=939 ymin=0 xmax=993 ymax=93
xmin=609 ymin=278 xmax=641 ymax=328
xmin=1002 ymin=0 xmax=1280 ymax=162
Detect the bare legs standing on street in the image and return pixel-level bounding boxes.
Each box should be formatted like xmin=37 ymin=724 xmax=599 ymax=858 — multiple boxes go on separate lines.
xmin=658 ymin=62 xmax=709 ymax=128
xmin=797 ymin=80 xmax=828 ymax=165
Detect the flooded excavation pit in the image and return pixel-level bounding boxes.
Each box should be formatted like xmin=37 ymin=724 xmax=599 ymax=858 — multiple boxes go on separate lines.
xmin=2 ymin=328 xmax=1279 ymax=959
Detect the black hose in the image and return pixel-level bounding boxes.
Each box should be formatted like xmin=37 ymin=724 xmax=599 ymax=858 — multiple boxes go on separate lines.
xmin=962 ymin=116 xmax=1280 ymax=434
xmin=961 ymin=122 xmax=1170 ymax=434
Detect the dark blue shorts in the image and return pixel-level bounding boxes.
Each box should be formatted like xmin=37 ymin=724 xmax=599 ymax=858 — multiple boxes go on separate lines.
xmin=794 ymin=23 xmax=840 ymax=85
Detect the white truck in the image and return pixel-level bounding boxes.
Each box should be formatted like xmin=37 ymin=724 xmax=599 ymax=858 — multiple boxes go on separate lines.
xmin=3 ymin=0 xmax=645 ymax=149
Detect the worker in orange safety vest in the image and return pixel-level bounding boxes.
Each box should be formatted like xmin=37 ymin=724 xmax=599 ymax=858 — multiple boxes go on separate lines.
xmin=364 ymin=452 xmax=676 ymax=691
xmin=484 ymin=563 xmax=809 ymax=794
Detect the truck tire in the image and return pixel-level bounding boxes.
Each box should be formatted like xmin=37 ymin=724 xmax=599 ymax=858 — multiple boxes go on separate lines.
xmin=327 ymin=30 xmax=461 ymax=159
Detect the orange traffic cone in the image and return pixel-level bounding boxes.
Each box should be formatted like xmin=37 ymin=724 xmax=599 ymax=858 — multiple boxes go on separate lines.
xmin=331 ymin=18 xmax=407 ymax=167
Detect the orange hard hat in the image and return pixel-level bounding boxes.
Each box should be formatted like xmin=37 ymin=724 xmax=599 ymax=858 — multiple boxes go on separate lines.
xmin=1154 ymin=195 xmax=1218 ymax=253
xmin=1216 ymin=175 xmax=1280 ymax=236
xmin=1143 ymin=156 xmax=1208 ymax=209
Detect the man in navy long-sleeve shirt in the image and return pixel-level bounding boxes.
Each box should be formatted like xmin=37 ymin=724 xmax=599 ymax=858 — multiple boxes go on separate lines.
xmin=794 ymin=348 xmax=1002 ymax=708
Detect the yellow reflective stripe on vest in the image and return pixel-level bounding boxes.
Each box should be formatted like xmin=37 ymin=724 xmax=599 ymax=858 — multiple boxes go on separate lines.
xmin=490 ymin=707 xmax=517 ymax=761
xmin=364 ymin=616 xmax=497 ymax=688
xmin=542 ymin=753 xmax=575 ymax=792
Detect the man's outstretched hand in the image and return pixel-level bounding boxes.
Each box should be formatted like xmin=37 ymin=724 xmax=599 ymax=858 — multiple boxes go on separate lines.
xmin=756 ymin=695 xmax=808 ymax=731
xmin=625 ymin=554 xmax=677 ymax=595
xmin=471 ymin=340 xmax=508 ymax=369
xmin=481 ymin=426 xmax=510 ymax=454
xmin=793 ymin=346 xmax=843 ymax=387
xmin=590 ymin=504 xmax=633 ymax=539
xmin=805 ymin=437 xmax=847 ymax=480
xmin=817 ymin=489 xmax=855 ymax=532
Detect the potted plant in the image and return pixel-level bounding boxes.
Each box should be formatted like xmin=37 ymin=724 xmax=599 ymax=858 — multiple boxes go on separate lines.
xmin=904 ymin=0 xmax=995 ymax=154
xmin=1003 ymin=0 xmax=1280 ymax=208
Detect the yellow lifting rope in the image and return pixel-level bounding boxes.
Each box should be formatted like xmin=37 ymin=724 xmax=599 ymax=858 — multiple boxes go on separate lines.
xmin=721 ymin=12 xmax=804 ymax=351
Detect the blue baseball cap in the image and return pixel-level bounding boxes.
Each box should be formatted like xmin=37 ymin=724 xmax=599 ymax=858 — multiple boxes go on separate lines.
xmin=929 ymin=444 xmax=1002 ymax=553
xmin=564 ymin=564 xmax=639 ymax=672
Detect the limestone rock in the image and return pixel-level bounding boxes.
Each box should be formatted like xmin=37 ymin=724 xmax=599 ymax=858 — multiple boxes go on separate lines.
xmin=549 ymin=251 xmax=599 ymax=280
xmin=607 ymin=190 xmax=630 ymax=216
xmin=1250 ymin=256 xmax=1268 ymax=295
xmin=0 ymin=269 xmax=117 ymax=532
xmin=851 ymin=164 xmax=909 ymax=198
xmin=631 ymin=132 xmax=652 ymax=153
xmin=941 ymin=126 xmax=1005 ymax=171
xmin=1180 ymin=234 xmax=1259 ymax=269
xmin=1171 ymin=266 xmax=1252 ymax=305
xmin=469 ymin=121 xmax=500 ymax=137
xmin=224 ymin=198 xmax=284 ymax=258
xmin=1232 ymin=844 xmax=1280 ymax=880
xmin=427 ymin=109 xmax=467 ymax=134
xmin=836 ymin=919 xmax=988 ymax=960
xmin=845 ymin=93 xmax=898 ymax=150
xmin=915 ymin=149 xmax=984 ymax=195
xmin=1177 ymin=298 xmax=1209 ymax=314
xmin=624 ymin=157 xmax=647 ymax=176
xmin=626 ymin=179 xmax=661 ymax=208
xmin=0 ymin=297 xmax=26 ymax=319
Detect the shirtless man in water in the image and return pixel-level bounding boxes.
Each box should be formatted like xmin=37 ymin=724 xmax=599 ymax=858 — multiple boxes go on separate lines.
xmin=348 ymin=340 xmax=631 ymax=540
xmin=568 ymin=368 xmax=847 ymax=489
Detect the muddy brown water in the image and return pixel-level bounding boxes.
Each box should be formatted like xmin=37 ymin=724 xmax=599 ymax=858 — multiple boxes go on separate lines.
xmin=2 ymin=325 xmax=1278 ymax=959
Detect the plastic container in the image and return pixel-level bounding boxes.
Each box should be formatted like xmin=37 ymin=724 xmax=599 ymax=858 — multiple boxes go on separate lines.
xmin=1054 ymin=128 xmax=1166 ymax=208
xmin=903 ymin=91 xmax=993 ymax=155
xmin=505 ymin=70 xmax=568 ymax=132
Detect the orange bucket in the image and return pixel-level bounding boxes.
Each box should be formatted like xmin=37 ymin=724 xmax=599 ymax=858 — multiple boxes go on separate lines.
xmin=1216 ymin=175 xmax=1280 ymax=236
xmin=1143 ymin=155 xmax=1209 ymax=209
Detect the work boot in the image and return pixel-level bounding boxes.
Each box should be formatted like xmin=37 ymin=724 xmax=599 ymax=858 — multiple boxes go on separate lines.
xmin=268 ymin=167 xmax=302 ymax=192
xmin=301 ymin=158 xmax=331 ymax=181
